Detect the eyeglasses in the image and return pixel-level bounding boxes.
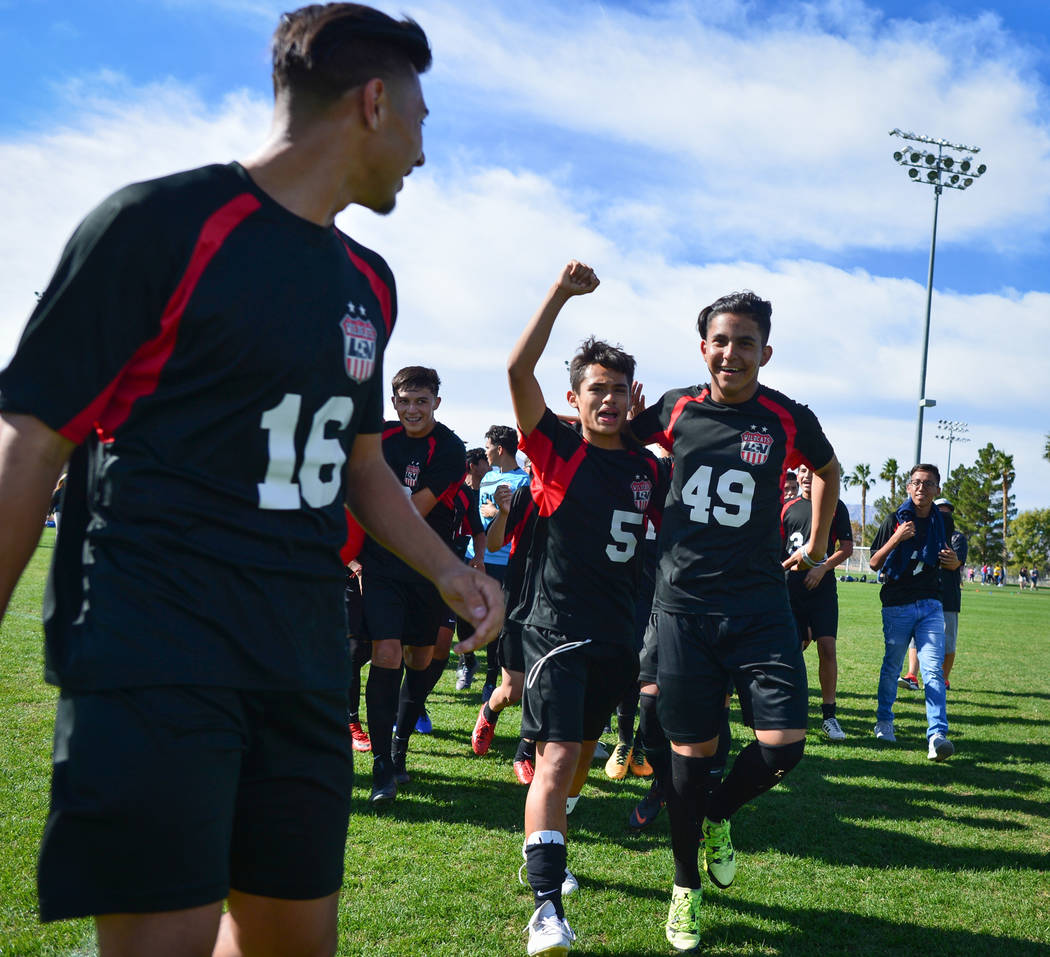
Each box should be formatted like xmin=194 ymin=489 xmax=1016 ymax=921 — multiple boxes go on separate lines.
xmin=908 ymin=479 xmax=938 ymax=490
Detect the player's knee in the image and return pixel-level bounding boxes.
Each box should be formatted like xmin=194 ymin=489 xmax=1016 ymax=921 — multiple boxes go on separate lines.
xmin=758 ymin=739 xmax=805 ymax=776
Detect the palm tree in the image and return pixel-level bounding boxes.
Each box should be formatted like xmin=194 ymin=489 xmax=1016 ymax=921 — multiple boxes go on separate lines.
xmin=880 ymin=457 xmax=900 ymax=502
xmin=994 ymin=450 xmax=1015 ymax=551
xmin=844 ymin=463 xmax=876 ymax=544
xmin=1044 ymin=433 xmax=1050 ymax=464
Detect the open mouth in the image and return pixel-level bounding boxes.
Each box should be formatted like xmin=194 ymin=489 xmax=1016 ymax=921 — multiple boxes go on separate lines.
xmin=596 ymin=408 xmax=620 ymax=426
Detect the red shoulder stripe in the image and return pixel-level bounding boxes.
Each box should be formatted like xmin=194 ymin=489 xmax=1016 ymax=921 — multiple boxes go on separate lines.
xmin=59 ymin=193 xmax=262 ymax=444
xmin=336 ymin=232 xmax=393 ymax=336
xmin=661 ymin=389 xmax=709 ymax=449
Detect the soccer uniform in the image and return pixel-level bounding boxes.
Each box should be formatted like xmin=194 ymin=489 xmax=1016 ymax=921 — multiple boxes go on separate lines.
xmin=447 ymin=481 xmax=484 ymax=633
xmin=781 ymin=496 xmax=853 ymax=642
xmin=518 ymin=409 xmax=665 ymax=743
xmin=631 ymin=383 xmax=834 ymax=741
xmin=0 ymin=162 xmax=396 ymax=918
xmin=359 ymin=421 xmax=466 ymax=645
xmin=492 ymin=482 xmax=538 ymax=674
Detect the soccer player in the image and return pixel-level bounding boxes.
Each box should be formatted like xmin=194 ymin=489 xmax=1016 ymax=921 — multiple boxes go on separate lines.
xmin=631 ymin=290 xmax=840 ymax=952
xmin=0 ymin=7 xmax=503 ymax=954
xmin=869 ymin=465 xmax=959 ymax=760
xmin=781 ymin=462 xmax=854 ymax=740
xmin=455 ymin=447 xmax=492 ymax=690
xmin=508 ymin=260 xmax=664 ymax=956
xmin=360 ymin=366 xmax=468 ymax=804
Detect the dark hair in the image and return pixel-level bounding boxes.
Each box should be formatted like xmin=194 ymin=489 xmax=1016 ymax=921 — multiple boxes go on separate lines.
xmin=391 ymin=365 xmax=440 ymax=396
xmin=466 ymin=447 xmax=487 ymax=467
xmin=568 ymin=336 xmax=635 ymax=393
xmin=909 ymin=463 xmax=941 ymax=484
xmin=696 ymin=291 xmax=772 ymax=345
xmin=272 ymin=3 xmax=432 ymax=107
xmin=485 ymin=424 xmax=518 ymax=454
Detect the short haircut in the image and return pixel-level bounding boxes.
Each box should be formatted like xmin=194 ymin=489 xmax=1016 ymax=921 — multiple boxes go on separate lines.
xmin=391 ymin=365 xmax=440 ymax=396
xmin=271 ymin=3 xmax=432 ymax=108
xmin=466 ymin=447 xmax=487 ymax=467
xmin=785 ymin=470 xmax=797 ymax=481
xmin=909 ymin=463 xmax=941 ymax=484
xmin=485 ymin=424 xmax=518 ymax=454
xmin=568 ymin=336 xmax=635 ymax=393
xmin=697 ymin=291 xmax=772 ymax=345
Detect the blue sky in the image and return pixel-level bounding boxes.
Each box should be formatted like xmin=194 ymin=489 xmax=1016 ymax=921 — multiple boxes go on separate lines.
xmin=2 ymin=0 xmax=1048 ymax=513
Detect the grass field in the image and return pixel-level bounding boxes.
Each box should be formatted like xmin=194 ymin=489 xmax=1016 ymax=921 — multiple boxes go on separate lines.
xmin=2 ymin=529 xmax=1048 ymax=956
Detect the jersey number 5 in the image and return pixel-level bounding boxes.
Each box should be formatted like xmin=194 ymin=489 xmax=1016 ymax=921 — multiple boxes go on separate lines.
xmin=258 ymin=393 xmax=354 ymax=510
xmin=607 ymin=509 xmax=644 ymax=563
xmin=682 ymin=465 xmax=755 ymax=527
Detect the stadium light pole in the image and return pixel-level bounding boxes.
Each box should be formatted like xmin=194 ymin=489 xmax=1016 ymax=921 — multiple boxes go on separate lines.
xmin=889 ymin=129 xmax=987 ymax=465
xmin=935 ymin=419 xmax=970 ymax=479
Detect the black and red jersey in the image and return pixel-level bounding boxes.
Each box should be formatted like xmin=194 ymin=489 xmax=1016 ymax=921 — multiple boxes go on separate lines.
xmin=360 ymin=420 xmax=466 ymax=580
xmin=631 ymin=383 xmax=834 ymax=615
xmin=496 ymin=483 xmax=538 ymax=625
xmin=519 ymin=408 xmax=667 ymax=645
xmin=0 ymin=163 xmax=395 ymax=692
xmin=781 ymin=497 xmax=853 ymax=599
xmin=450 ymin=481 xmax=483 ymax=560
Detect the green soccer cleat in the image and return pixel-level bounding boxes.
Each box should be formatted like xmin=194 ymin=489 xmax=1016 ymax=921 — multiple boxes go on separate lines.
xmin=702 ymin=816 xmax=736 ymax=888
xmin=665 ymin=884 xmax=702 ymax=951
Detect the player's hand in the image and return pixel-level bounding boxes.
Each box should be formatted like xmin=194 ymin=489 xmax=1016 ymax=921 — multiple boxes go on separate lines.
xmin=782 ymin=547 xmax=810 ymax=573
xmin=437 ymin=566 xmax=504 ymax=653
xmin=938 ymin=546 xmax=961 ymax=570
xmin=479 ymin=501 xmax=499 ymax=520
xmin=627 ymin=381 xmax=646 ymax=421
xmin=557 ymin=260 xmax=599 ymax=297
xmin=803 ymin=565 xmax=826 ymax=590
xmin=469 ymin=552 xmax=485 ymax=570
xmin=494 ymin=483 xmax=512 ymax=512
xmin=895 ymin=520 xmax=916 ymax=542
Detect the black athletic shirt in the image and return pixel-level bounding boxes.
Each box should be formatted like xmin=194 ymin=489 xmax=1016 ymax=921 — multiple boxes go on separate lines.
xmin=450 ymin=482 xmax=483 ymax=560
xmin=495 ymin=483 xmax=537 ymax=625
xmin=632 ymin=383 xmax=834 ymax=615
xmin=360 ymin=421 xmax=466 ymax=581
xmin=781 ymin=497 xmax=853 ymax=600
xmin=871 ymin=513 xmax=942 ymax=606
xmin=0 ymin=162 xmax=395 ymax=691
xmin=520 ymin=409 xmax=666 ymax=645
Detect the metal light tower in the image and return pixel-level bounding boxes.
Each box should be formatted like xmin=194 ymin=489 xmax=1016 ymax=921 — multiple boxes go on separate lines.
xmin=935 ymin=419 xmax=970 ymax=479
xmin=890 ymin=129 xmax=987 ymax=464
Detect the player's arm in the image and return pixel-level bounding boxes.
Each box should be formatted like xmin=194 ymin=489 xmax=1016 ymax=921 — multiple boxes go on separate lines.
xmin=485 ymin=483 xmax=513 ymax=553
xmin=869 ymin=518 xmax=915 ymax=571
xmin=345 ymin=433 xmax=502 ymax=650
xmin=507 ymin=260 xmax=599 ymax=437
xmin=783 ymin=455 xmax=840 ymax=573
xmin=410 ymin=487 xmax=438 ymax=517
xmin=0 ymin=413 xmax=74 ymax=621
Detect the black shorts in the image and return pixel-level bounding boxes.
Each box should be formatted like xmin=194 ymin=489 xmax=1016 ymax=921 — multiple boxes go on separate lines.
xmin=788 ymin=587 xmax=839 ymax=643
xmin=362 ymin=574 xmax=444 ymax=647
xmin=498 ymin=619 xmax=526 ymax=674
xmin=638 ymin=614 xmax=659 ymax=685
xmin=484 ymin=562 xmax=508 ymax=587
xmin=520 ymin=626 xmax=638 ymax=743
xmin=38 ymin=686 xmax=353 ymax=922
xmin=345 ymin=573 xmax=364 ymax=637
xmin=654 ymin=607 xmax=807 ymax=743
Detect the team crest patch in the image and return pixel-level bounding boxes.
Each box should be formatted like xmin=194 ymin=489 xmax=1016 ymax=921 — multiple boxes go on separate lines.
xmin=340 ymin=303 xmax=377 ymax=383
xmin=631 ymin=477 xmax=653 ymax=511
xmin=740 ymin=427 xmax=773 ymax=466
xmin=404 ymin=463 xmax=420 ymax=488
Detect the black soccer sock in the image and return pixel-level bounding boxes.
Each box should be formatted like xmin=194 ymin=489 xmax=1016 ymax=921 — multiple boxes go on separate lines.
xmin=365 ymin=664 xmax=402 ymax=761
xmin=705 ymin=706 xmax=731 ymax=803
xmin=395 ymin=665 xmax=432 ymax=741
xmin=525 ymin=831 xmax=567 ymax=918
xmin=482 ymin=702 xmax=500 ymax=726
xmin=821 ymin=702 xmax=836 ymax=720
xmin=515 ymin=738 xmax=535 ymax=763
xmin=668 ymin=750 xmax=714 ymax=889
xmin=463 ymin=651 xmax=477 ymax=669
xmin=616 ymin=691 xmax=639 ymax=747
xmin=419 ymin=655 xmax=448 ymax=704
xmin=638 ymin=692 xmax=670 ymax=785
xmin=347 ymin=636 xmax=371 ymax=721
xmin=484 ymin=646 xmax=501 ymax=688
xmin=706 ymin=739 xmax=805 ymax=823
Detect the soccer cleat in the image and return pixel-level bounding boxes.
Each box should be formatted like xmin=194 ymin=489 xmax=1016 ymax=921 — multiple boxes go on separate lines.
xmin=565 ymin=795 xmax=580 ymax=815
xmin=348 ymin=721 xmax=372 ymax=753
xmin=455 ymin=659 xmax=477 ymax=691
xmin=665 ymin=885 xmax=702 ymax=952
xmin=604 ymin=742 xmax=632 ymax=780
xmin=391 ymin=753 xmax=411 ymax=786
xmin=591 ymin=741 xmax=609 ymax=761
xmin=874 ymin=720 xmax=896 ymax=742
xmin=928 ymin=734 xmax=955 ymax=762
xmin=628 ymin=787 xmax=665 ymax=830
xmin=561 ymin=868 xmax=579 ymax=897
xmin=369 ymin=755 xmax=397 ymax=807
xmin=471 ymin=704 xmax=496 ymax=756
xmin=526 ymin=899 xmax=575 ymax=956
xmin=944 ymin=679 xmax=951 ymax=691
xmin=898 ymin=674 xmax=920 ymax=691
xmin=415 ymin=708 xmax=433 ymax=735
xmin=481 ymin=682 xmax=496 ymax=702
xmin=630 ymin=748 xmax=653 ymax=777
xmin=821 ymin=717 xmax=846 ymax=741
xmin=702 ymin=817 xmax=736 ymax=888
xmin=513 ymin=758 xmax=535 ymax=785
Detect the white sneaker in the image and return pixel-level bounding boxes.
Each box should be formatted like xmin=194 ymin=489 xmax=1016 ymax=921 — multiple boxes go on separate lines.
xmin=561 ymin=868 xmax=579 ymax=897
xmin=526 ymin=899 xmax=575 ymax=956
xmin=592 ymin=741 xmax=609 ymax=761
xmin=565 ymin=795 xmax=580 ymax=815
xmin=874 ymin=720 xmax=896 ymax=742
xmin=821 ymin=717 xmax=846 ymax=741
xmin=928 ymin=734 xmax=954 ymax=761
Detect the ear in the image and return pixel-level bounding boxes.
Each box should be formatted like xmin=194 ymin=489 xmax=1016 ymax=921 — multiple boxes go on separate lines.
xmin=759 ymin=344 xmax=773 ymax=367
xmin=566 ymin=389 xmax=580 ymax=409
xmin=390 ymin=394 xmax=398 ymax=410
xmin=362 ymin=77 xmax=386 ymax=131
xmin=432 ymin=395 xmax=441 ymax=411
xmin=699 ymin=338 xmax=709 ymax=361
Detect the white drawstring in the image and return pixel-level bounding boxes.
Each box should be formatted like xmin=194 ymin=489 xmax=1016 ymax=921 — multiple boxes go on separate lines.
xmin=525 ymin=639 xmax=592 ymax=689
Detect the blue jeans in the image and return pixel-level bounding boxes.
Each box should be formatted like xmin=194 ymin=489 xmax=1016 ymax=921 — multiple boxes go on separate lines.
xmin=877 ymin=599 xmax=948 ymax=738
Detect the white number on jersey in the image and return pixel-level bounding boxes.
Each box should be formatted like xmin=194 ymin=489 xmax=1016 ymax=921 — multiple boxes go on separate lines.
xmin=788 ymin=530 xmax=805 ymax=551
xmin=607 ymin=509 xmax=645 ymax=563
xmin=258 ymin=393 xmax=354 ymax=510
xmin=681 ymin=465 xmax=756 ymax=527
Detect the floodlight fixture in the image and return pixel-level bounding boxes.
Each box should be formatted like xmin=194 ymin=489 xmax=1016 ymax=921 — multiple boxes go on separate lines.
xmin=935 ymin=419 xmax=970 ymax=477
xmin=888 ymin=128 xmax=987 ymax=462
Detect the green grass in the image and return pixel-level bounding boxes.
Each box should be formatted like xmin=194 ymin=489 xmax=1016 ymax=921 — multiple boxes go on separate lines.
xmin=2 ymin=532 xmax=1049 ymax=955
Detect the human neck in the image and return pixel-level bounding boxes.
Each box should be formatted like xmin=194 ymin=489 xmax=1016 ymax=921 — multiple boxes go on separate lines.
xmin=496 ymin=453 xmax=519 ymax=473
xmin=581 ymin=426 xmax=625 ymax=450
